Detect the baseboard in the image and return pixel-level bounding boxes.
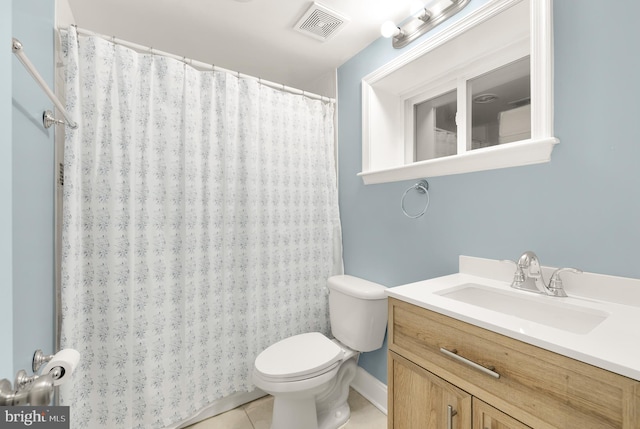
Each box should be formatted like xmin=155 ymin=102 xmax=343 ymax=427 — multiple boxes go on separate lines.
xmin=350 ymin=366 xmax=388 ymax=415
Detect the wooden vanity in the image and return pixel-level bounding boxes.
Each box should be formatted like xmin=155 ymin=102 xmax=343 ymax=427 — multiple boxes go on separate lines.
xmin=387 ymin=297 xmax=640 ymax=429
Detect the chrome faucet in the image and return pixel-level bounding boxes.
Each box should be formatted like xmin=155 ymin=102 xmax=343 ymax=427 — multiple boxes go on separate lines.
xmin=507 ymin=251 xmax=582 ymax=297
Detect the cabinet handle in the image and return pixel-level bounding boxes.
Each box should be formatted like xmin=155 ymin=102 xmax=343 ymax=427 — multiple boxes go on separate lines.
xmin=447 ymin=405 xmax=457 ymax=429
xmin=440 ymin=347 xmax=500 ymax=379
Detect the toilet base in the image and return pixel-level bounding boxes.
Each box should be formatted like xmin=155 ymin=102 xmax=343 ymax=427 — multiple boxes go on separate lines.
xmin=272 ymin=394 xmax=320 ymax=429
xmin=268 ymin=358 xmax=357 ymax=429
xmin=316 ymin=357 xmax=357 ymax=429
xmin=317 ymin=401 xmax=350 ymax=429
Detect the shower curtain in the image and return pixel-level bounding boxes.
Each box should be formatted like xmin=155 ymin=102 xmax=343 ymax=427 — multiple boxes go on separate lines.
xmin=59 ymin=27 xmax=342 ymax=429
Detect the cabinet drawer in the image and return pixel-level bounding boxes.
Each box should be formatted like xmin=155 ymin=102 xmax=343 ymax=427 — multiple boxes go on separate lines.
xmin=389 ymin=298 xmax=640 ymax=429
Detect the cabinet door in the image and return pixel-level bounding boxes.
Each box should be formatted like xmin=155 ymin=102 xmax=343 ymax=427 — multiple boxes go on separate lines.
xmin=389 ymin=351 xmax=471 ymax=429
xmin=473 ymin=398 xmax=531 ymax=429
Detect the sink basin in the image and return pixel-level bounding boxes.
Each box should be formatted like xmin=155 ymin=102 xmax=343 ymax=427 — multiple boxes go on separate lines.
xmin=436 ymin=284 xmax=609 ymax=334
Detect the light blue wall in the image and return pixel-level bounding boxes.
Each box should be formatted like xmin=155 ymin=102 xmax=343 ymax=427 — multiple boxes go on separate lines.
xmin=338 ymin=1 xmax=640 ymax=384
xmin=1 ymin=0 xmax=14 ymax=382
xmin=10 ymin=0 xmax=57 ymax=376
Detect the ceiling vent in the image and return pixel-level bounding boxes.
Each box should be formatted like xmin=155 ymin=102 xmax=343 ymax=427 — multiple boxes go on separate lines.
xmin=294 ymin=2 xmax=349 ymax=42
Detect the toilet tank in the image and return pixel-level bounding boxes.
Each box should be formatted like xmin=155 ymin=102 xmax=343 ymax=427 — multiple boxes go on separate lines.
xmin=328 ymin=275 xmax=388 ymax=352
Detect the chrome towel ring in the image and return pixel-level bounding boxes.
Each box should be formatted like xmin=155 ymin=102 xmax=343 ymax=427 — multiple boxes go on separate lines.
xmin=401 ymin=179 xmax=430 ymax=218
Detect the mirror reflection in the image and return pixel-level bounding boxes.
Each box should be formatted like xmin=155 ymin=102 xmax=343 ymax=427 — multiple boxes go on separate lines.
xmin=415 ymin=89 xmax=457 ymax=161
xmin=470 ymin=56 xmax=531 ymax=149
xmin=414 ymin=56 xmax=531 ymax=163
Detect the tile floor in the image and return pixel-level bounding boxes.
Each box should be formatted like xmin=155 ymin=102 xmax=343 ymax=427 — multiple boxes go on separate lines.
xmin=187 ymin=388 xmax=387 ymax=429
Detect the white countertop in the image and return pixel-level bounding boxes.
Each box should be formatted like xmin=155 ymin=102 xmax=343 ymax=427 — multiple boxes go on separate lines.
xmin=385 ymin=256 xmax=640 ymax=381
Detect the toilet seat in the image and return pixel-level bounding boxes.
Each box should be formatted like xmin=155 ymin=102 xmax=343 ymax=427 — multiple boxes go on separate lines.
xmin=254 ymin=332 xmax=344 ymax=382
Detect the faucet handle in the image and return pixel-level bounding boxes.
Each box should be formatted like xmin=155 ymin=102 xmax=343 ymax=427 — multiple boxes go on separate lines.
xmin=548 ymin=267 xmax=582 ymax=296
xmin=501 ymin=259 xmax=525 ymax=283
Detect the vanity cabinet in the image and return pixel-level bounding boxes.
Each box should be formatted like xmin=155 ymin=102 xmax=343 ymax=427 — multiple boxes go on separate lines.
xmin=388 ymin=298 xmax=640 ymax=429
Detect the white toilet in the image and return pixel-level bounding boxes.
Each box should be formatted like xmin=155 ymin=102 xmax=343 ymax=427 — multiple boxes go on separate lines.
xmin=252 ymin=275 xmax=387 ymax=429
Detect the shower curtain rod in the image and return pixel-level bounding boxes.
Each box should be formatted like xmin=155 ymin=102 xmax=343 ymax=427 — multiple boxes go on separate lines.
xmin=65 ymin=26 xmax=336 ymax=104
xmin=12 ymin=38 xmax=78 ymax=129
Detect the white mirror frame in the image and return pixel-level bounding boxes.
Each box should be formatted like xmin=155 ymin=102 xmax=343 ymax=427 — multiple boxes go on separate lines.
xmin=359 ymin=0 xmax=556 ymax=185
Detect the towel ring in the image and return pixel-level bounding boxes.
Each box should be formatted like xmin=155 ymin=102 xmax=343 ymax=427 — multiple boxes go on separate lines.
xmin=401 ymin=180 xmax=430 ymax=218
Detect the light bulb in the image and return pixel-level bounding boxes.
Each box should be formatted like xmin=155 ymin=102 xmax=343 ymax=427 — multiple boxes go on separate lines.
xmin=380 ymin=21 xmax=401 ymax=38
xmin=409 ymin=1 xmax=426 ymax=17
xmin=426 ymin=0 xmax=453 ymax=17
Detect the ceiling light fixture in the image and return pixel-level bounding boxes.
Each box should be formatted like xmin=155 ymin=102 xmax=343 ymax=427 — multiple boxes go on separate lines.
xmin=473 ymin=93 xmax=499 ymax=104
xmin=380 ymin=0 xmax=471 ymax=49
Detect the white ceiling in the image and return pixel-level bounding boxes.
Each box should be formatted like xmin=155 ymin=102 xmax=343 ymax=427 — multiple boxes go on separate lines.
xmin=66 ymin=0 xmax=416 ymax=97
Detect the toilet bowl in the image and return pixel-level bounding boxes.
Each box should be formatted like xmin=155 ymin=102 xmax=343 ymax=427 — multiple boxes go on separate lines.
xmin=253 ymin=333 xmax=358 ymax=429
xmin=253 ymin=275 xmax=387 ymax=429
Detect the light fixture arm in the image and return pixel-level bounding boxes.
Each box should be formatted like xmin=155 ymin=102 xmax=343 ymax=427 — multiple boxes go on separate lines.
xmin=415 ymin=8 xmax=432 ymax=22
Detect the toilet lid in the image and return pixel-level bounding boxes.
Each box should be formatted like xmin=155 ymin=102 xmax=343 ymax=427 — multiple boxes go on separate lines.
xmin=255 ymin=332 xmax=343 ymax=382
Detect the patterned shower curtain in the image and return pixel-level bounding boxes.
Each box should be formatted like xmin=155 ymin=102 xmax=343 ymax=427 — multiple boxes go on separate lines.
xmin=59 ymin=27 xmax=342 ymax=429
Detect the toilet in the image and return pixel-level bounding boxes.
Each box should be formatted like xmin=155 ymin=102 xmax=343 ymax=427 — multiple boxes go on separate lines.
xmin=252 ymin=275 xmax=387 ymax=429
